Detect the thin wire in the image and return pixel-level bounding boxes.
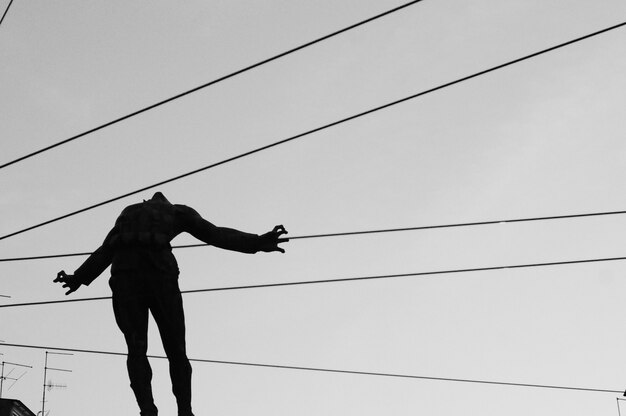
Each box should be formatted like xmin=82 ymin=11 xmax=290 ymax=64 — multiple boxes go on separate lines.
xmin=0 ymin=251 xmax=93 ymax=262
xmin=618 ymin=398 xmax=623 ymax=416
xmin=2 ymin=254 xmax=626 ymax=309
xmin=0 ymin=0 xmax=425 ymax=171
xmin=0 ymin=342 xmax=620 ymax=394
xmin=3 ymin=209 xmax=626 ymax=262
xmin=0 ymin=0 xmax=15 ymax=28
xmin=7 ymin=371 xmax=26 ymax=391
xmin=289 ymin=209 xmax=626 ymax=240
xmin=0 ymin=21 xmax=624 ymax=243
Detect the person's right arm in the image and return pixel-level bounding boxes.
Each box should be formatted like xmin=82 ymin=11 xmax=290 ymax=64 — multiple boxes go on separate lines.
xmin=54 ymin=226 xmax=116 ymax=295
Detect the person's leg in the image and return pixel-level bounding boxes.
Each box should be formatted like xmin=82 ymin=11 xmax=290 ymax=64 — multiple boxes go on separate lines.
xmin=150 ymin=278 xmax=194 ymax=416
xmin=112 ymin=283 xmax=158 ymax=416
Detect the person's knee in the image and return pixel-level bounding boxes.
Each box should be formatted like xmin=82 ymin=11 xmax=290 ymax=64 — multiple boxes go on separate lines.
xmin=162 ymin=337 xmax=186 ymax=355
xmin=165 ymin=346 xmax=190 ymax=368
xmin=127 ymin=334 xmax=149 ymax=356
xmin=168 ymin=347 xmax=189 ymax=363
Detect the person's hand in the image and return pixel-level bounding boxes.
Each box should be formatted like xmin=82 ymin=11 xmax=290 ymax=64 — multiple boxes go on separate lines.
xmin=259 ymin=225 xmax=289 ymax=253
xmin=53 ymin=270 xmax=82 ymax=295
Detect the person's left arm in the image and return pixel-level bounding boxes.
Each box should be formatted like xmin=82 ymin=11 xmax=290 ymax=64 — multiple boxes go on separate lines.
xmin=178 ymin=205 xmax=288 ymax=254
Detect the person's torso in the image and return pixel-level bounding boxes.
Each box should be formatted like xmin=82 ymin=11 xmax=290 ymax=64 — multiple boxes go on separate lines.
xmin=107 ymin=201 xmax=183 ymax=276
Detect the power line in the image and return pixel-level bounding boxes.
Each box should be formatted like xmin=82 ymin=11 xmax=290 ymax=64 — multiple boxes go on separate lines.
xmin=2 ymin=254 xmax=626 ymax=309
xmin=0 ymin=0 xmax=426 ymax=171
xmin=0 ymin=342 xmax=620 ymax=394
xmin=289 ymin=209 xmax=626 ymax=240
xmin=0 ymin=0 xmax=14 ymax=28
xmin=0 ymin=251 xmax=93 ymax=263
xmin=2 ymin=208 xmax=626 ymax=263
xmin=0 ymin=21 xmax=624 ymax=243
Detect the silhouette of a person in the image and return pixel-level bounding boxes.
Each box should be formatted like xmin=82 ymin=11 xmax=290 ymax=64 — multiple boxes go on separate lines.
xmin=54 ymin=192 xmax=288 ymax=416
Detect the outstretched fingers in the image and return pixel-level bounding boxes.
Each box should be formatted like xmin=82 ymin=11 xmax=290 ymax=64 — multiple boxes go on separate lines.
xmin=272 ymin=224 xmax=288 ymax=237
xmin=274 ymin=225 xmax=289 ymax=253
xmin=54 ymin=270 xmax=79 ymax=295
xmin=259 ymin=225 xmax=289 ymax=253
xmin=54 ymin=270 xmax=68 ymax=283
xmin=63 ymin=285 xmax=77 ymax=296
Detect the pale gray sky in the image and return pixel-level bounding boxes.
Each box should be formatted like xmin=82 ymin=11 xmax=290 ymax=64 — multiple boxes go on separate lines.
xmin=2 ymin=1 xmax=626 ymax=415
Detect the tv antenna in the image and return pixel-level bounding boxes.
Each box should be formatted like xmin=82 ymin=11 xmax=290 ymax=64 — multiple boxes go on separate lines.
xmin=45 ymin=378 xmax=67 ymax=391
xmin=41 ymin=351 xmax=72 ymax=416
xmin=1 ymin=360 xmax=32 ymax=398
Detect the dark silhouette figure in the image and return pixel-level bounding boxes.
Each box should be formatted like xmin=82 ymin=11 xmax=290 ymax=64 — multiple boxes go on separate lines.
xmin=54 ymin=192 xmax=288 ymax=416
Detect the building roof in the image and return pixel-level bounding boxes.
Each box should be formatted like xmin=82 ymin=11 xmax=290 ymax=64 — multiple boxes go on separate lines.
xmin=0 ymin=399 xmax=37 ymax=416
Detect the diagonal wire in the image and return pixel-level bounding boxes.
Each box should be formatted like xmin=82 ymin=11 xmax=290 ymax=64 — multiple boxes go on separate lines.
xmin=7 ymin=371 xmax=27 ymax=391
xmin=2 ymin=254 xmax=626 ymax=309
xmin=2 ymin=208 xmax=626 ymax=262
xmin=0 ymin=0 xmax=426 ymax=170
xmin=0 ymin=342 xmax=621 ymax=394
xmin=1 ymin=20 xmax=624 ymax=243
xmin=618 ymin=398 xmax=626 ymax=416
xmin=0 ymin=0 xmax=15 ymax=28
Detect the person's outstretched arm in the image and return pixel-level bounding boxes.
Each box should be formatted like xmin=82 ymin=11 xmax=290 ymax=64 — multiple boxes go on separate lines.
xmin=54 ymin=228 xmax=115 ymax=295
xmin=178 ymin=205 xmax=288 ymax=254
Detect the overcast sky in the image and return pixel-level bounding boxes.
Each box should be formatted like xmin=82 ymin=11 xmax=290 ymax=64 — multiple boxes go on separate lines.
xmin=2 ymin=1 xmax=626 ymax=415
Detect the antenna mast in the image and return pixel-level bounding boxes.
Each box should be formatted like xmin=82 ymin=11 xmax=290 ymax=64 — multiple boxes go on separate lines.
xmin=0 ymin=360 xmax=32 ymax=398
xmin=41 ymin=351 xmax=72 ymax=416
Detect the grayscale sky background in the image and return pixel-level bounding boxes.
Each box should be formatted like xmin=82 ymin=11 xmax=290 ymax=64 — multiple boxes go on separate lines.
xmin=2 ymin=1 xmax=626 ymax=415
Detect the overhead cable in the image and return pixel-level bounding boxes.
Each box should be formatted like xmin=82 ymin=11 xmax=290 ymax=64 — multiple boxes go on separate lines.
xmin=1 ymin=20 xmax=624 ymax=243
xmin=0 ymin=0 xmax=426 ymax=170
xmin=2 ymin=208 xmax=626 ymax=262
xmin=0 ymin=0 xmax=14 ymax=28
xmin=2 ymin=254 xmax=626 ymax=309
xmin=0 ymin=342 xmax=620 ymax=394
